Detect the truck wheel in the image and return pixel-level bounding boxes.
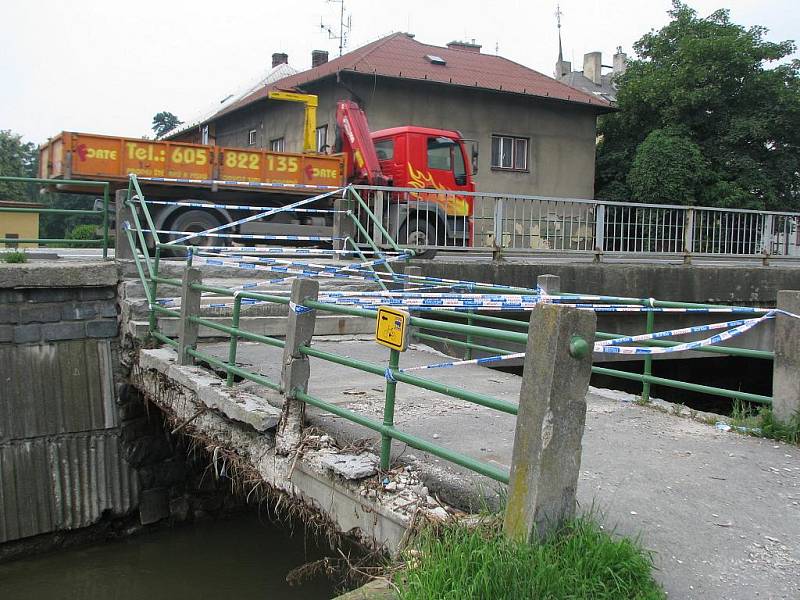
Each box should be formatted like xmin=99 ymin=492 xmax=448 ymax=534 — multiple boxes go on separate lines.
xmin=168 ymin=210 xmax=227 ymax=249
xmin=398 ymin=219 xmax=438 ymax=259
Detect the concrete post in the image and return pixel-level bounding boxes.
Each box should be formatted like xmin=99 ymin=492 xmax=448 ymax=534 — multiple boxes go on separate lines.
xmin=772 ymin=290 xmax=800 ymax=424
xmin=503 ymin=303 xmax=596 ymax=542
xmin=115 ymin=189 xmax=134 ymax=262
xmin=276 ymin=278 xmax=319 ymax=455
xmin=177 ymin=267 xmax=202 ymax=366
xmin=536 ymin=274 xmax=560 ymax=295
xmin=333 ymin=197 xmax=356 ymax=252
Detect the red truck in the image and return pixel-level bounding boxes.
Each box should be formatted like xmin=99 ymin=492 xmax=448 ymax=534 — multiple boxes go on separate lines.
xmin=39 ymin=98 xmax=477 ymax=248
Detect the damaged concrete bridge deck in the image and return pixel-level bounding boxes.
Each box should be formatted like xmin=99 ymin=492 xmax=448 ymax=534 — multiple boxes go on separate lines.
xmin=135 ymin=336 xmax=800 ymax=600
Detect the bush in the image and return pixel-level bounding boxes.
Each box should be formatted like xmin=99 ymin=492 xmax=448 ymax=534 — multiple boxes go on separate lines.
xmin=396 ymin=516 xmax=664 ymax=599
xmin=66 ymin=224 xmax=99 ymax=248
xmin=2 ymin=251 xmax=27 ymax=263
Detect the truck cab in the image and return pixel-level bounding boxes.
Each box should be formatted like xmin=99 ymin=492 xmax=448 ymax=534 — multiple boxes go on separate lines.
xmin=371 ymin=126 xmax=475 ymax=247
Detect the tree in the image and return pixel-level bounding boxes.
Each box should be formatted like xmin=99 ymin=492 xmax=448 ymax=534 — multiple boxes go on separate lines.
xmin=627 ymin=127 xmax=709 ymax=205
xmin=0 ymin=129 xmax=99 ymax=238
xmin=0 ymin=130 xmax=37 ymax=200
xmin=152 ymin=111 xmax=183 ymax=137
xmin=596 ymin=2 xmax=800 ymax=210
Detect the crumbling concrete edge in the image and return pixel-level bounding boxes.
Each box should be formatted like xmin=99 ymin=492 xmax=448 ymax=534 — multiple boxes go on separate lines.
xmin=133 ymin=347 xmax=412 ymax=554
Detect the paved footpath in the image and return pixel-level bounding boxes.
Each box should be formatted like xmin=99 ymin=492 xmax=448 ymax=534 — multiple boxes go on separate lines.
xmin=203 ymin=337 xmax=800 ymax=599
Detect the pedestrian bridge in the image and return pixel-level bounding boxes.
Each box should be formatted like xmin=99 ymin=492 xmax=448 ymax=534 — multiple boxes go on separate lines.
xmin=108 ymin=173 xmax=800 ymax=599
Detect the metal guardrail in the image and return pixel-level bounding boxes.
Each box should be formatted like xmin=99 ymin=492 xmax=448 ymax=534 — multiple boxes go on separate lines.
xmin=0 ymin=176 xmax=111 ymax=258
xmin=351 ymin=185 xmax=800 ymax=260
xmin=121 ymin=174 xmax=777 ymax=487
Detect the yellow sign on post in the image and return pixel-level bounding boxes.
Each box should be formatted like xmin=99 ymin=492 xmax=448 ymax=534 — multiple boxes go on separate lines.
xmin=375 ymin=306 xmax=410 ymax=352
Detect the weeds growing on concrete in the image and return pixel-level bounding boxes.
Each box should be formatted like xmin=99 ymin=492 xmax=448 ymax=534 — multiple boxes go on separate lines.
xmin=394 ymin=515 xmax=664 ymax=600
xmin=731 ymin=401 xmax=800 ymax=445
xmin=2 ymin=251 xmax=27 ymax=263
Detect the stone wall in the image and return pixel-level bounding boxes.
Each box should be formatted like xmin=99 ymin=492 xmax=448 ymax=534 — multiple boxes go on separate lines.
xmin=0 ymin=262 xmax=138 ymax=545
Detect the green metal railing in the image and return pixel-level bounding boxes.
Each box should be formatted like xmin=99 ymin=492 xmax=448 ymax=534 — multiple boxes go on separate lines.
xmin=121 ymin=173 xmax=776 ymax=489
xmin=0 ymin=176 xmax=111 ymax=258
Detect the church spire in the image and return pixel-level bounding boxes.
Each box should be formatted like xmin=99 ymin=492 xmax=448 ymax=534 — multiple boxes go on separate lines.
xmin=554 ymin=4 xmax=570 ymax=79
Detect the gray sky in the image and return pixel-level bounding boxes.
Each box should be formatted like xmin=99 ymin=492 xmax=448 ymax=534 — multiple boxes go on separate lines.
xmin=2 ymin=0 xmax=798 ymax=145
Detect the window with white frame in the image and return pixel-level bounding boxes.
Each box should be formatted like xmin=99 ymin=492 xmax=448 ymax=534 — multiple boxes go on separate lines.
xmin=270 ymin=137 xmax=285 ymax=152
xmin=248 ymin=129 xmax=257 ymax=146
xmin=201 ymin=125 xmax=209 ymax=145
xmin=315 ymin=124 xmax=328 ymax=152
xmin=491 ymin=135 xmax=528 ymax=171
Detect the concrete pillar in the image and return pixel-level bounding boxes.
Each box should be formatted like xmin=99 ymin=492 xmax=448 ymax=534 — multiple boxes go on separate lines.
xmin=177 ymin=267 xmax=202 ymax=366
xmin=276 ymin=278 xmax=319 ymax=454
xmin=503 ymin=303 xmax=596 ymax=542
xmin=772 ymin=290 xmax=800 ymax=424
xmin=115 ymin=189 xmax=134 ymax=262
xmin=537 ymin=274 xmax=560 ymax=295
xmin=333 ymin=197 xmax=356 ymax=252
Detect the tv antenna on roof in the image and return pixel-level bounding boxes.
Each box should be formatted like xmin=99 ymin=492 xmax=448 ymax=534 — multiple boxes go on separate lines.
xmin=321 ymin=0 xmax=351 ymax=56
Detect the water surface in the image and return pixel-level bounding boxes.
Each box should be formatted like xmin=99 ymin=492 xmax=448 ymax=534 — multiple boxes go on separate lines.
xmin=0 ymin=513 xmax=335 ymax=600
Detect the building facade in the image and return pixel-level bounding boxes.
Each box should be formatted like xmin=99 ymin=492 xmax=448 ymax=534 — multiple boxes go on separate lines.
xmin=172 ymin=33 xmax=612 ymax=199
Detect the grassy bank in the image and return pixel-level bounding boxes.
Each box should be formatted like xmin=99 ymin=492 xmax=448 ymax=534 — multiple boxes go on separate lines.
xmin=393 ymin=515 xmax=664 ymax=600
xmin=731 ymin=404 xmax=800 ymax=445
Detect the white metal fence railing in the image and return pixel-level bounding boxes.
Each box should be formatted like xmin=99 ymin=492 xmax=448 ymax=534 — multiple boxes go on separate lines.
xmin=350 ymin=186 xmax=800 ymax=259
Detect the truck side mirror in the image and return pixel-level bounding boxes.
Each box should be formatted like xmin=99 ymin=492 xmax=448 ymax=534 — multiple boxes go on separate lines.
xmin=469 ymin=141 xmax=479 ymax=175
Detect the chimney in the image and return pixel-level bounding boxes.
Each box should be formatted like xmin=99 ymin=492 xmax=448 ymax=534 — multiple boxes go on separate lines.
xmin=583 ymin=51 xmax=602 ymax=85
xmin=311 ymin=50 xmax=329 ymax=68
xmin=272 ymin=52 xmax=288 ymax=68
xmin=446 ymin=40 xmax=482 ymax=53
xmin=613 ymin=46 xmax=627 ymax=77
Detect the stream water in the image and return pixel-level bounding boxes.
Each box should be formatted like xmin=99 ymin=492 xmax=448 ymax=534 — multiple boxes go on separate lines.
xmin=0 ymin=513 xmax=336 ymax=600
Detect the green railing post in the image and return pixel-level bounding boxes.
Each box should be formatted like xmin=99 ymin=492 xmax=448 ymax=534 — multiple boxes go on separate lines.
xmin=641 ymin=310 xmax=655 ymax=403
xmin=381 ymin=348 xmax=401 ymax=471
xmin=148 ymin=247 xmax=161 ymax=335
xmin=465 ymin=311 xmax=474 ymax=360
xmin=102 ymin=183 xmax=110 ymax=259
xmin=227 ymin=295 xmax=242 ymax=387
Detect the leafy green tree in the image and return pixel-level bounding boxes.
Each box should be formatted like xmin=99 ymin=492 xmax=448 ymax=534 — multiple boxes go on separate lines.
xmin=627 ymin=127 xmax=709 ymax=205
xmin=0 ymin=130 xmax=38 ymax=200
xmin=152 ymin=111 xmax=183 ymax=137
xmin=596 ymin=2 xmax=800 ymax=210
xmin=0 ymin=129 xmax=100 ymax=238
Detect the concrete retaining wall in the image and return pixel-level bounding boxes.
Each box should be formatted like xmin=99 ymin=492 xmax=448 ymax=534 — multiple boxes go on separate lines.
xmin=0 ymin=262 xmax=139 ymax=544
xmin=417 ymin=261 xmax=800 ymax=306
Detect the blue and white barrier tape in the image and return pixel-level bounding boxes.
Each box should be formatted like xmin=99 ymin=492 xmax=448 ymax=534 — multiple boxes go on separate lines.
xmin=397 ymin=352 xmax=525 ymax=375
xmin=165 ymin=187 xmax=344 ymax=245
xmin=142 ymin=229 xmax=342 ymax=242
xmin=288 ymin=301 xmax=314 ymax=314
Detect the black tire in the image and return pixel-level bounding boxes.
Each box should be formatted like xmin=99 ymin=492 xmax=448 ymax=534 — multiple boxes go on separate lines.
xmin=163 ymin=209 xmax=227 ymax=256
xmin=398 ymin=218 xmax=439 ymax=260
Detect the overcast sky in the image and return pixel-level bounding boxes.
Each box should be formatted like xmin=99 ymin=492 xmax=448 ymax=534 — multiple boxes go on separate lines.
xmin=2 ymin=0 xmax=798 ymax=145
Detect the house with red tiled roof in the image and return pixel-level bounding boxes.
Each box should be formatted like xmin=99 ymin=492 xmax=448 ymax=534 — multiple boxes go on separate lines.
xmin=171 ymin=32 xmax=613 ymax=198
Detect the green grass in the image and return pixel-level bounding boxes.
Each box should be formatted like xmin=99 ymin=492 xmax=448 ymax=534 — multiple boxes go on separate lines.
xmin=731 ymin=401 xmax=800 ymax=445
xmin=395 ymin=516 xmax=664 ymax=600
xmin=2 ymin=251 xmax=27 ymax=263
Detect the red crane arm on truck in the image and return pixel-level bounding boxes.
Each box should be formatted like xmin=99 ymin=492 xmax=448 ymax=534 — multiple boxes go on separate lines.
xmin=335 ymin=100 xmax=387 ymax=185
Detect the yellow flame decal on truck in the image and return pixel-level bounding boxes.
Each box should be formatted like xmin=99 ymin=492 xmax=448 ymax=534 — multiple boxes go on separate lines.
xmin=406 ymin=164 xmax=469 ymax=216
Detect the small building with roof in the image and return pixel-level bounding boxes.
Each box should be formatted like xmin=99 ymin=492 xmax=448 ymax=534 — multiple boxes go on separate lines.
xmin=171 ymin=33 xmax=613 ymax=198
xmin=0 ymin=200 xmax=41 ymax=248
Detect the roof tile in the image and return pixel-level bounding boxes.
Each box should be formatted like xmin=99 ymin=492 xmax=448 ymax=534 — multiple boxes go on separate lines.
xmin=214 ymin=33 xmax=612 ymax=121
